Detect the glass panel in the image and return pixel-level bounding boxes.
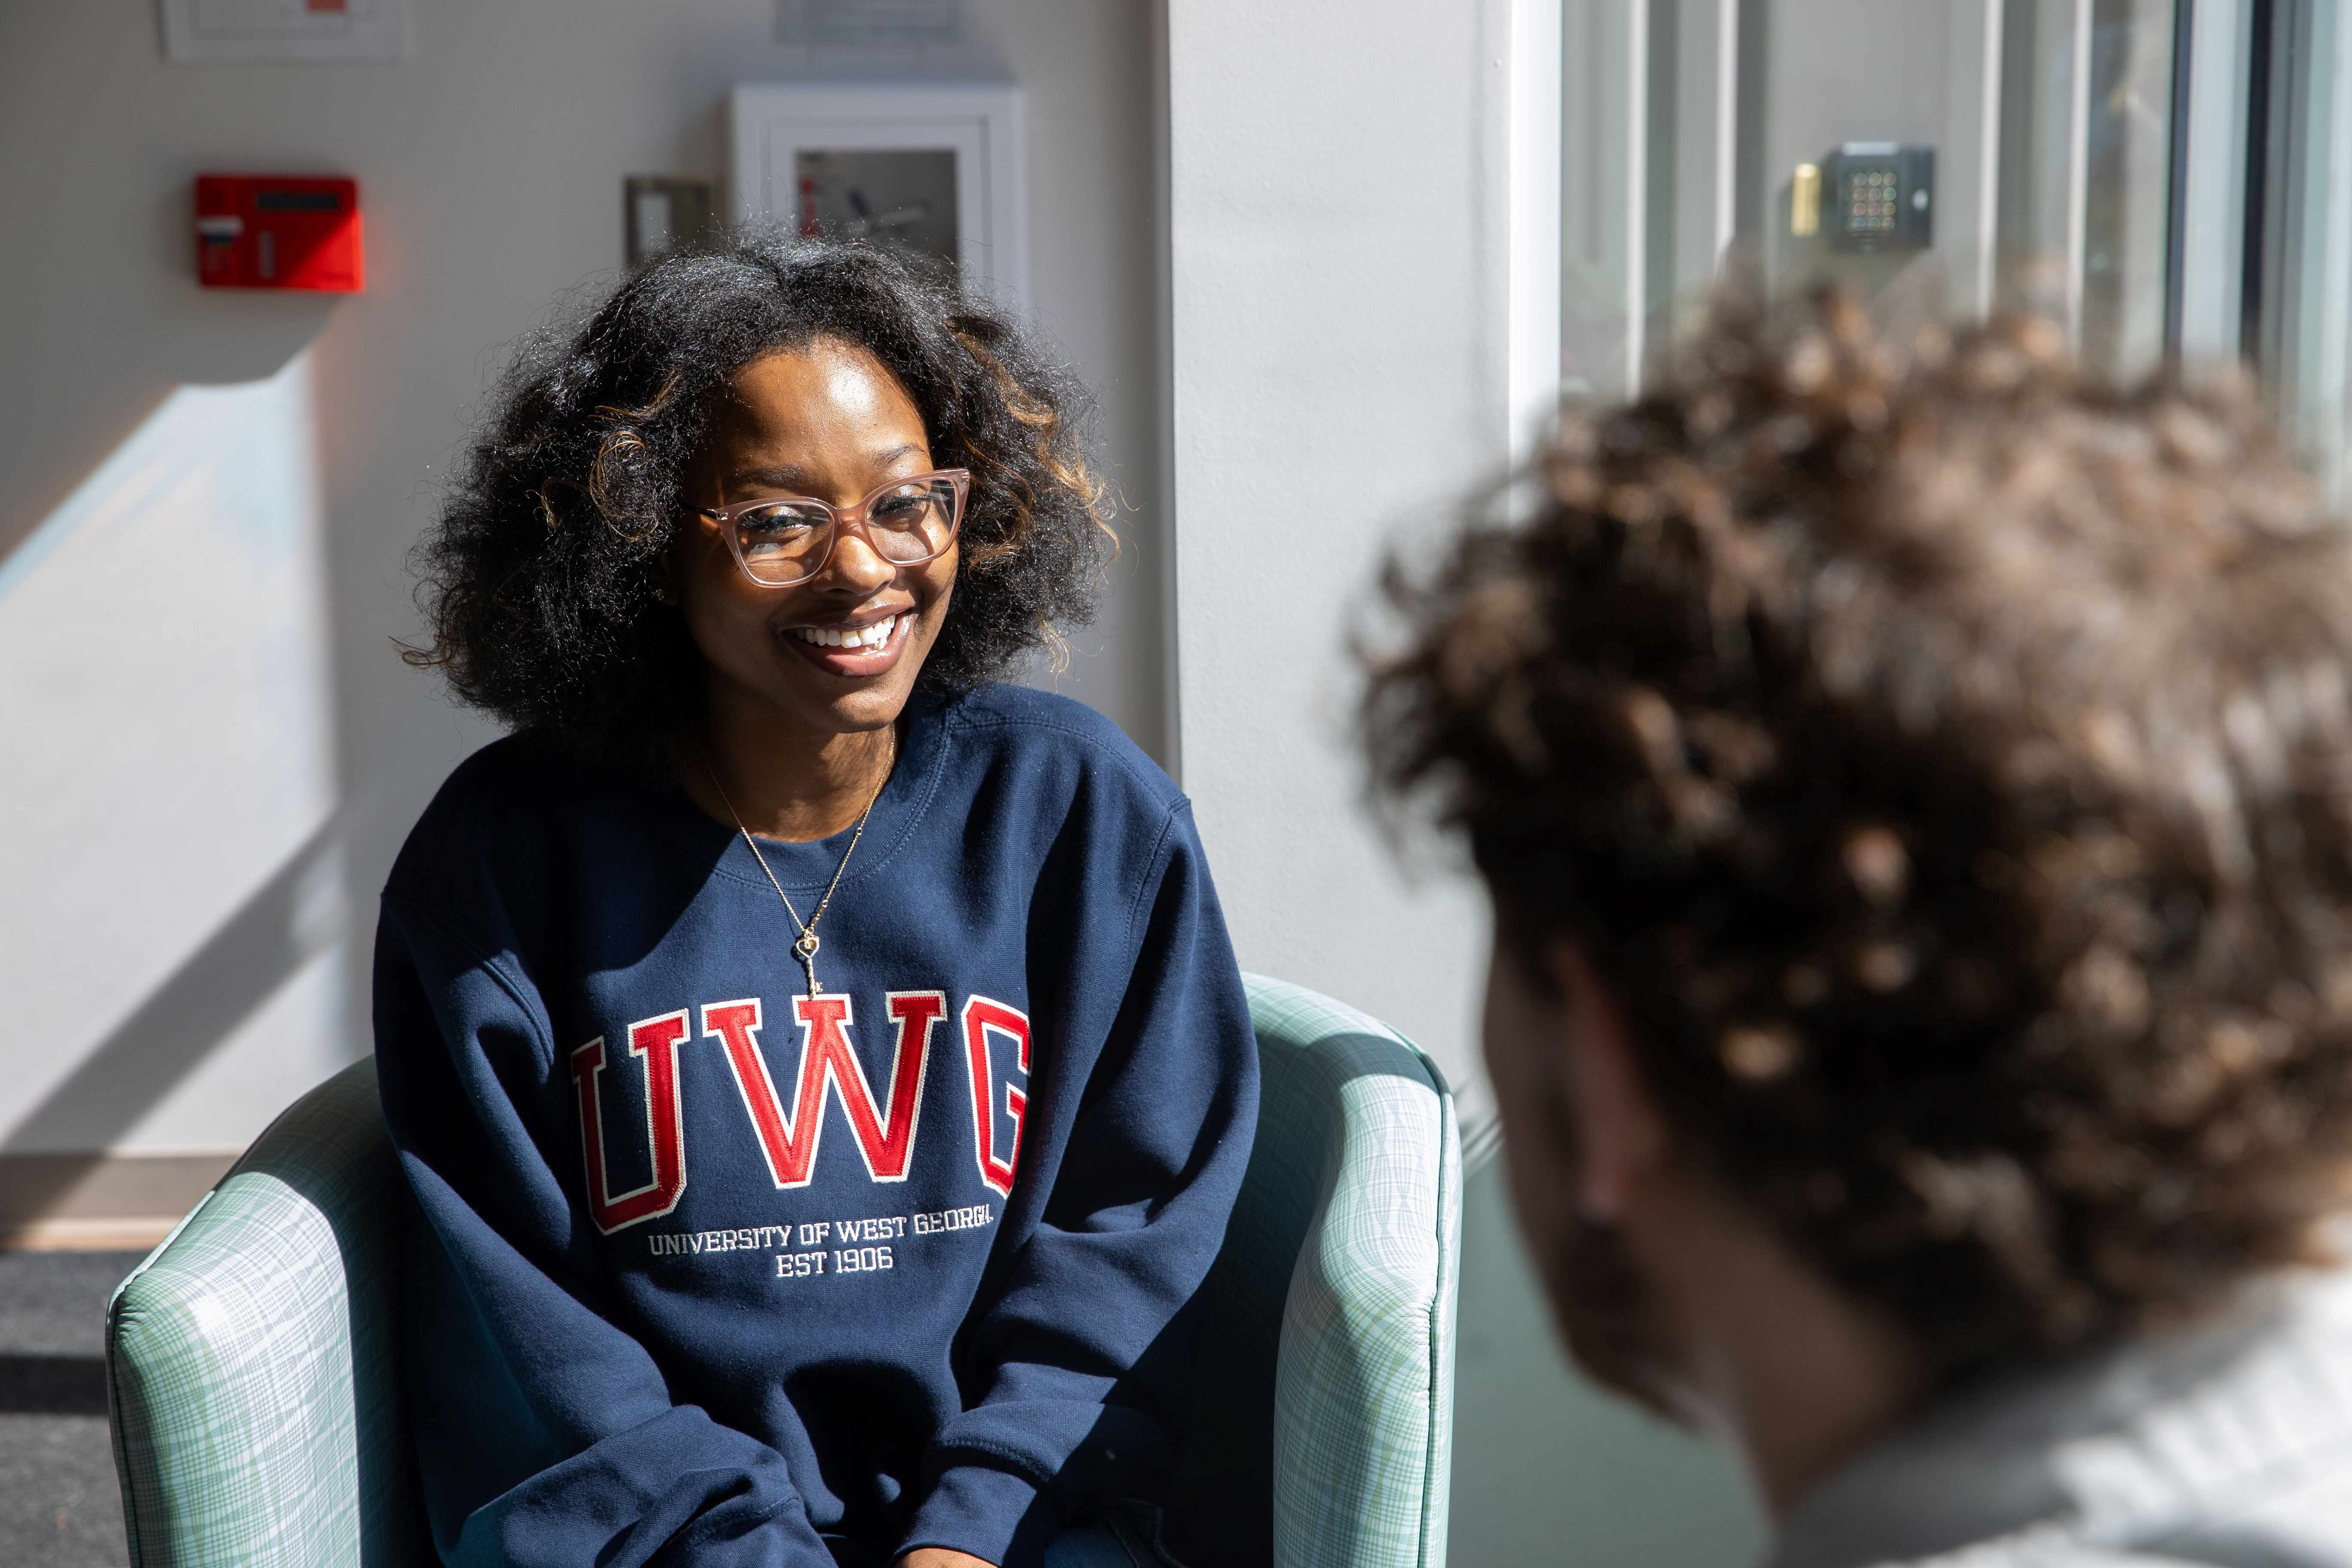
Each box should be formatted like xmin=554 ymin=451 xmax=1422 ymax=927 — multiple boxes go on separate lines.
xmin=1555 ymin=0 xmax=2352 ymax=496
xmin=1562 ymin=0 xmax=2180 ymax=387
xmin=1997 ymin=0 xmax=2178 ymax=380
xmin=1560 ymin=0 xmax=1643 ymax=401
xmin=2251 ymin=0 xmax=2352 ymax=500
xmin=1751 ymin=0 xmax=1993 ymax=309
xmin=2083 ymin=1 xmax=2180 ymax=376
xmin=791 ymin=148 xmax=960 ymax=274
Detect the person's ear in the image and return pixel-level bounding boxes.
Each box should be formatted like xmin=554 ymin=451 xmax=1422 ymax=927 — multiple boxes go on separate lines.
xmin=1543 ymin=940 xmax=1670 ymax=1223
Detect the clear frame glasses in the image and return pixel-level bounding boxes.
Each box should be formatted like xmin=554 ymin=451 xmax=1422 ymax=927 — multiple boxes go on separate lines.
xmin=699 ymin=469 xmax=971 ymax=588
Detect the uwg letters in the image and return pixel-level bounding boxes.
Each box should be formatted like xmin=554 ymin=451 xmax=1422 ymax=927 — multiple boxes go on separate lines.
xmin=572 ymin=990 xmax=1032 ymax=1233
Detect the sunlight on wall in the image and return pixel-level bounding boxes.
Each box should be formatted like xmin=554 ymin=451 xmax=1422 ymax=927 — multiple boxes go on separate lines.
xmin=0 ymin=350 xmax=349 ymax=1155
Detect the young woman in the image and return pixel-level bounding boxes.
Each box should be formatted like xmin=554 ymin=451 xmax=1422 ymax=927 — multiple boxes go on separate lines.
xmin=377 ymin=235 xmax=1259 ymax=1568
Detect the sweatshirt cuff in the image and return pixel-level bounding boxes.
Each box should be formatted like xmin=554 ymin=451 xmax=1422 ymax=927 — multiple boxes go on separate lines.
xmin=899 ymin=1458 xmax=1050 ymax=1568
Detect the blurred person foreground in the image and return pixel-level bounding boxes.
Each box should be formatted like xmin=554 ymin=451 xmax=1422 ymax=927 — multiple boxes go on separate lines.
xmin=1366 ymin=291 xmax=2352 ymax=1567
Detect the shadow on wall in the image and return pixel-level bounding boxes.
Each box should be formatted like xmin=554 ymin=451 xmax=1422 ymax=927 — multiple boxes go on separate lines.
xmin=0 ymin=179 xmax=336 ymax=570
xmin=0 ymin=329 xmax=363 ymax=1188
xmin=0 ymin=821 xmax=348 ymax=1229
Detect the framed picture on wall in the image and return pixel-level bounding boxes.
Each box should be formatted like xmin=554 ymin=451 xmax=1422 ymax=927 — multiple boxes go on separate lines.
xmin=159 ymin=0 xmax=413 ymax=61
xmin=729 ymin=83 xmax=1028 ymax=311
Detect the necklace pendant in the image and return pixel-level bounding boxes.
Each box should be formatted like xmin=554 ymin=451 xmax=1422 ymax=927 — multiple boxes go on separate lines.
xmin=705 ymin=755 xmax=878 ymax=1014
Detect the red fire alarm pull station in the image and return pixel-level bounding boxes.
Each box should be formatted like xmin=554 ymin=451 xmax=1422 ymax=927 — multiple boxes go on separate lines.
xmin=194 ymin=175 xmax=364 ymax=293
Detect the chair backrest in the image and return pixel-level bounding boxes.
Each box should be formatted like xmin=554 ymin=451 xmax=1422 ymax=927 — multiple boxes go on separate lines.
xmin=107 ymin=1057 xmax=424 ymax=1568
xmin=1164 ymin=975 xmax=1461 ymax=1568
xmin=106 ymin=977 xmax=1461 ymax=1568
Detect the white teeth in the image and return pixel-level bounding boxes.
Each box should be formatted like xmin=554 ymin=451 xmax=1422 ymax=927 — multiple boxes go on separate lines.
xmin=793 ymin=614 xmax=895 ymax=650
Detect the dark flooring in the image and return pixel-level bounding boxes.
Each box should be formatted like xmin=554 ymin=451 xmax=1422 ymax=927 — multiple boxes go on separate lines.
xmin=0 ymin=1251 xmax=141 ymax=1567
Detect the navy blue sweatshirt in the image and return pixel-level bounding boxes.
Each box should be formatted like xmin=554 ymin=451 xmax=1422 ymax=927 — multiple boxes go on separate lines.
xmin=372 ymin=684 xmax=1259 ymax=1568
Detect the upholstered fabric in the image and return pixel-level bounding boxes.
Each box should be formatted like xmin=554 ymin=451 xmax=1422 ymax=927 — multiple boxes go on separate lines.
xmin=104 ymin=977 xmax=1459 ymax=1568
xmin=1161 ymin=979 xmax=1460 ymax=1568
xmin=1252 ymin=979 xmax=1460 ymax=1568
xmin=106 ymin=1057 xmax=425 ymax=1567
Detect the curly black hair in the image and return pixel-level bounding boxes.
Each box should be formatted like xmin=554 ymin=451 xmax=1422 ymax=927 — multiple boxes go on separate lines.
xmin=1366 ymin=289 xmax=2352 ymax=1384
xmin=408 ymin=230 xmax=1111 ymax=764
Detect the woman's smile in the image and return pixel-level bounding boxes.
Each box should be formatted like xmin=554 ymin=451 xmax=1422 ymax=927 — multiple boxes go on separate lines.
xmin=781 ymin=606 xmax=913 ymax=676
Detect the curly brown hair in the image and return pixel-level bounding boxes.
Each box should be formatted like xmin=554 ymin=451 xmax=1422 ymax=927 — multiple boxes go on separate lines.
xmin=1365 ymin=289 xmax=2352 ymax=1380
xmin=409 ymin=231 xmax=1110 ymax=766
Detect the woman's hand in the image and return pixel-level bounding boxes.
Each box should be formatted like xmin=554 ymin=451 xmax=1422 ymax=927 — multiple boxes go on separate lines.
xmin=895 ymin=1551 xmax=997 ymax=1568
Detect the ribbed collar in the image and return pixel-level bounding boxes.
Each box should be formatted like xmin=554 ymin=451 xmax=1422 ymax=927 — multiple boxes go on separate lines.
xmin=1769 ymin=1266 xmax=2352 ymax=1568
xmin=648 ymin=685 xmax=956 ymax=894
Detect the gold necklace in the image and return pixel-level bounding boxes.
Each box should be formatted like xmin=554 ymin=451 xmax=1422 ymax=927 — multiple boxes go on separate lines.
xmin=704 ymin=751 xmax=886 ymax=998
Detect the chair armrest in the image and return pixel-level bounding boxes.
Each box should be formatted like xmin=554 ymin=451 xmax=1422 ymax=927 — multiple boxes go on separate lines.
xmin=106 ymin=1057 xmax=423 ymax=1568
xmin=1248 ymin=975 xmax=1463 ymax=1568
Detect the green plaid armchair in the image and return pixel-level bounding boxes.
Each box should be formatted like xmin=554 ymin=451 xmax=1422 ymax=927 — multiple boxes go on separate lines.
xmin=104 ymin=974 xmax=1461 ymax=1568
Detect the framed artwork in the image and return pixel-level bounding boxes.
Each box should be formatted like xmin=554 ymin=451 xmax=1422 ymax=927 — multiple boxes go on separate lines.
xmin=729 ymin=84 xmax=1028 ymax=311
xmin=159 ymin=0 xmax=413 ymax=61
xmin=624 ymin=177 xmax=716 ymax=269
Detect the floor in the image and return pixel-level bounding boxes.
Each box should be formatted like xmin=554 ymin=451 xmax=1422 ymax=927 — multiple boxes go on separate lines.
xmin=0 ymin=1251 xmax=141 ymax=1567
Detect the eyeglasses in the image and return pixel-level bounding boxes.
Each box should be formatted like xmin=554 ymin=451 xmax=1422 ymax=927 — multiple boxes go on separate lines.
xmin=698 ymin=469 xmax=970 ymax=588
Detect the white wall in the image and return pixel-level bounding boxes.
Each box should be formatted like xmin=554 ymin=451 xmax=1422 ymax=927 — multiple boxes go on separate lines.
xmin=0 ymin=0 xmax=1163 ymax=1160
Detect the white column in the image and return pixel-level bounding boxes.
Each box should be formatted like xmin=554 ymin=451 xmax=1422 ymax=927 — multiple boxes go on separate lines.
xmin=1165 ymin=0 xmax=1526 ymax=1120
xmin=1510 ymin=0 xmax=1566 ymax=459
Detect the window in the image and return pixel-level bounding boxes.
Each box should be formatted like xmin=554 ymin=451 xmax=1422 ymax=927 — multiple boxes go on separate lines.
xmin=1562 ymin=0 xmax=2352 ymax=494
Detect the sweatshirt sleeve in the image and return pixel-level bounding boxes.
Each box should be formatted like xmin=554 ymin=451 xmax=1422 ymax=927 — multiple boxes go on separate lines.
xmin=374 ymin=891 xmax=836 ymax=1568
xmin=897 ymin=802 xmax=1262 ymax=1567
